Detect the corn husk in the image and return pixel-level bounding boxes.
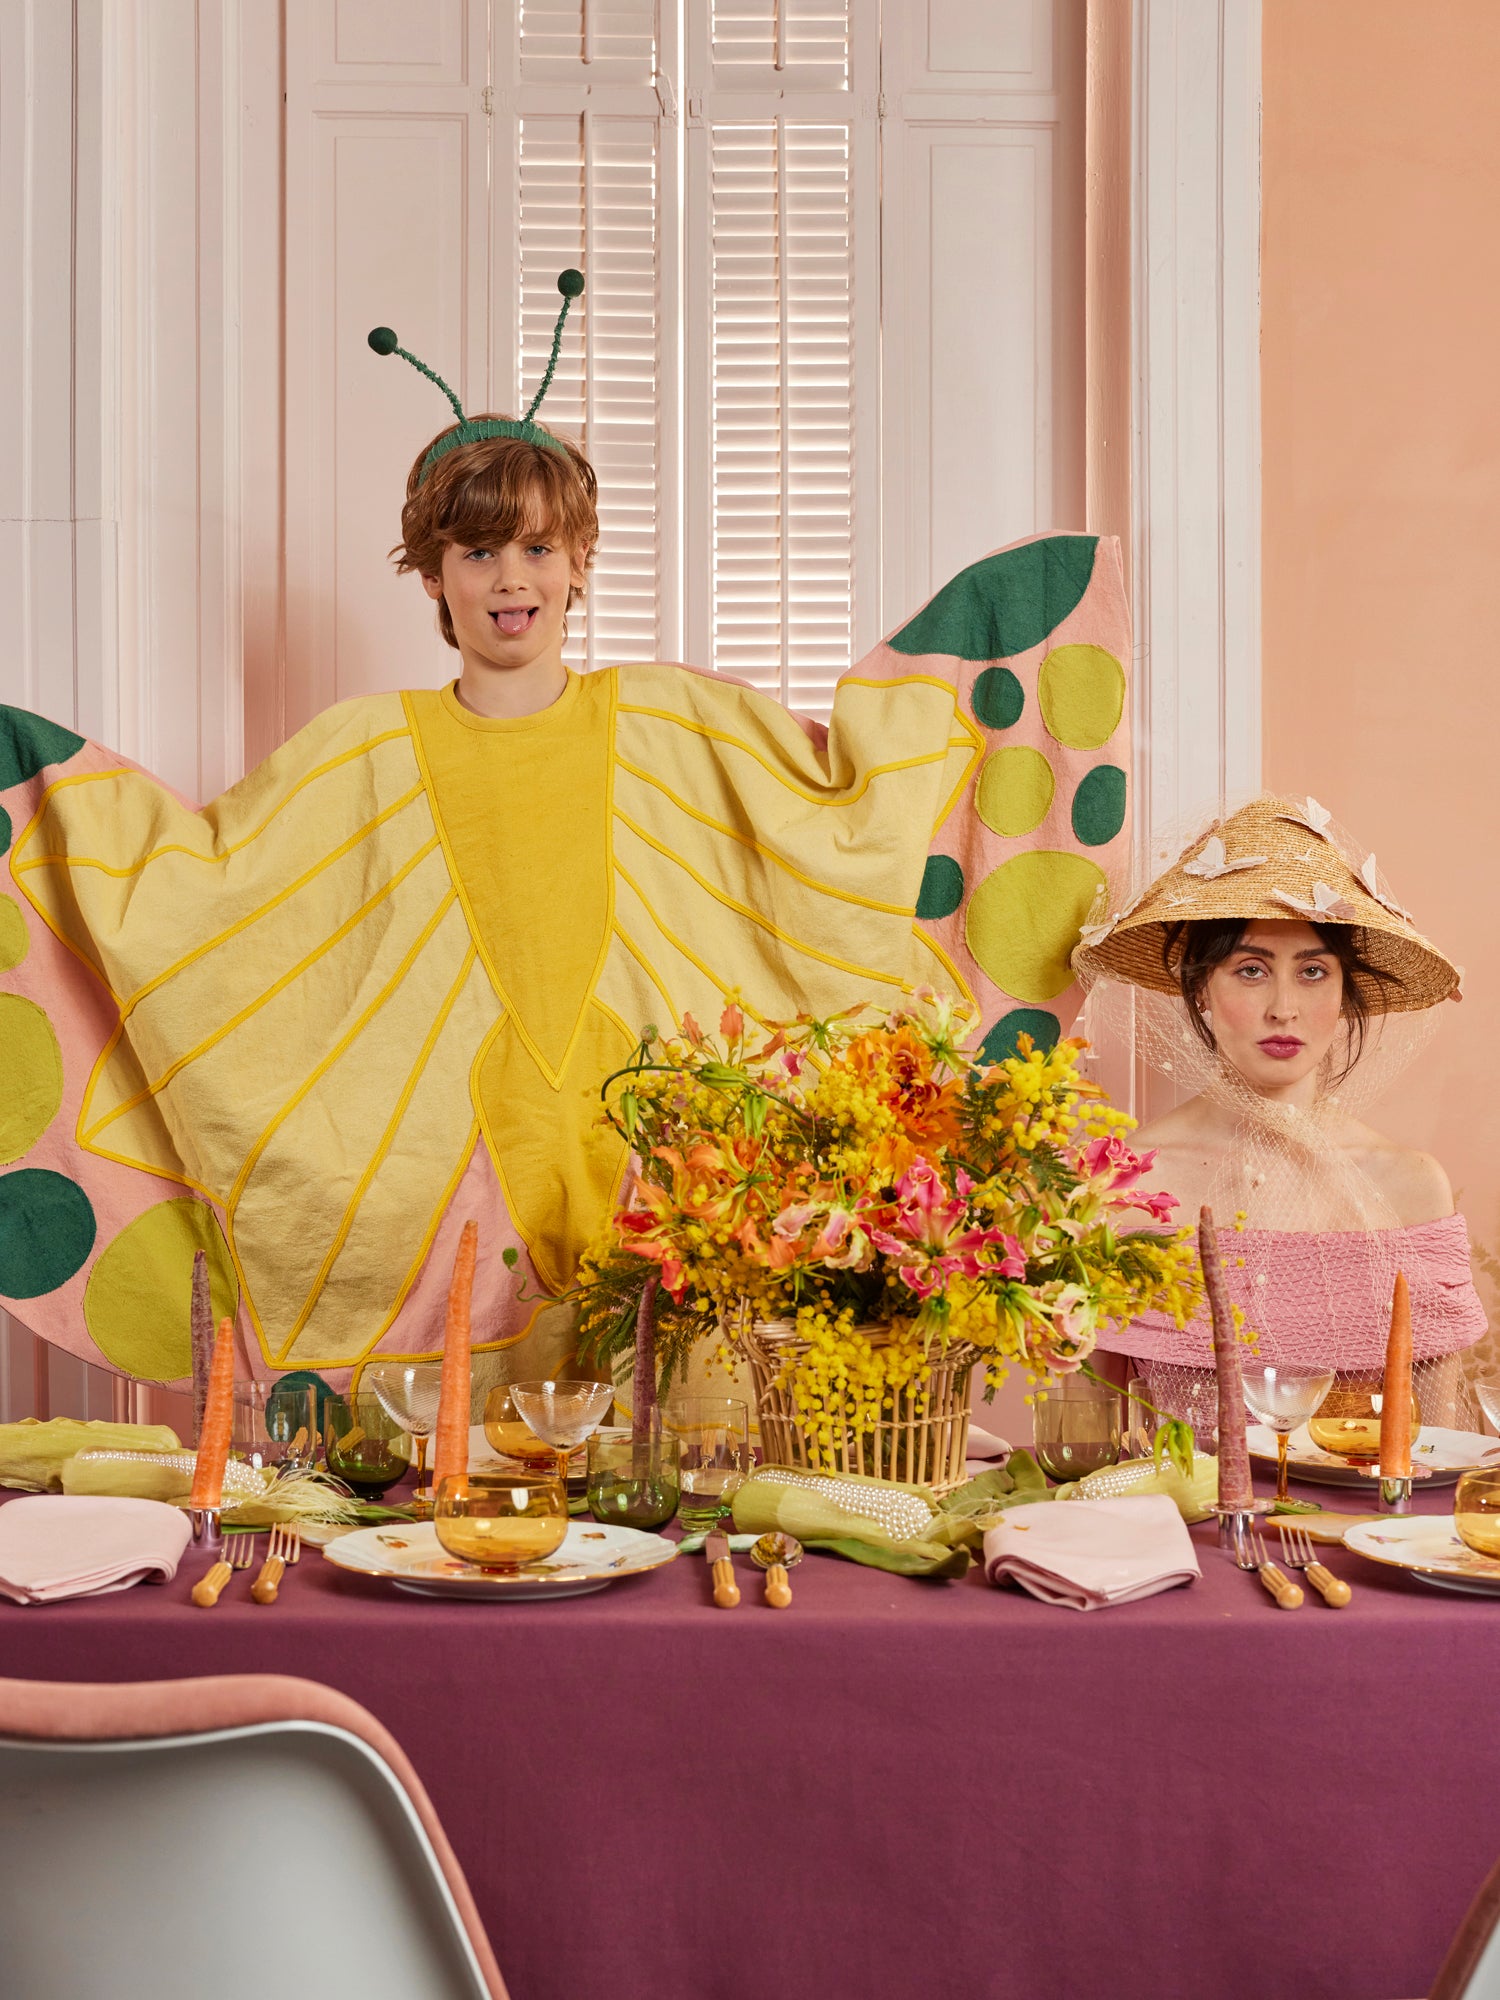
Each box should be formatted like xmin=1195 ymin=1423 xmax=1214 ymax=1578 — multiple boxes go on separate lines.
xmin=0 ymin=1419 xmax=182 ymax=1494
xmin=731 ymin=1465 xmax=968 ymax=1577
xmin=60 ymin=1450 xmax=366 ymax=1525
xmin=1054 ymin=1451 xmax=1219 ymax=1523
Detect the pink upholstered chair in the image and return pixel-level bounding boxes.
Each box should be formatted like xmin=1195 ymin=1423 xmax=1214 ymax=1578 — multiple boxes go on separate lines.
xmin=0 ymin=1674 xmax=509 ymax=2000
xmin=1428 ymin=1856 xmax=1500 ymax=2000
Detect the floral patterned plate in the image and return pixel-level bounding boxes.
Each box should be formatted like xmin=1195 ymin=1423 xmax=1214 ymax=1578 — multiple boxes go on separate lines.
xmin=1344 ymin=1516 xmax=1500 ymax=1596
xmin=323 ymin=1520 xmax=677 ymax=1601
xmin=1248 ymin=1423 xmax=1499 ymax=1489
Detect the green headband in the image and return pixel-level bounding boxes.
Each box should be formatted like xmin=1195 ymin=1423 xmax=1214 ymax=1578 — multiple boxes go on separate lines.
xmin=368 ymin=268 xmax=585 ymax=484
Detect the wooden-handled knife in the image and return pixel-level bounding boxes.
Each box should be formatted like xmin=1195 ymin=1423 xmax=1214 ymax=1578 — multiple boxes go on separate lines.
xmin=706 ymin=1524 xmax=740 ymax=1608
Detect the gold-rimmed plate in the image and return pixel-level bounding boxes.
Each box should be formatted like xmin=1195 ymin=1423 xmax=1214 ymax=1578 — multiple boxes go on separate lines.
xmin=1248 ymin=1423 xmax=1499 ymax=1489
xmin=1344 ymin=1516 xmax=1500 ymax=1596
xmin=323 ymin=1519 xmax=677 ymax=1601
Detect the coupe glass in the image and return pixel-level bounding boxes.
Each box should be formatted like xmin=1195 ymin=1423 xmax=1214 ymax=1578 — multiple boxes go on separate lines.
xmin=1475 ymin=1381 xmax=1500 ymax=1436
xmin=483 ymin=1383 xmax=560 ymax=1467
xmin=366 ymin=1361 xmax=443 ymax=1513
xmin=509 ymin=1379 xmax=615 ymax=1483
xmin=1241 ymin=1364 xmax=1335 ymax=1501
xmin=663 ymin=1396 xmax=750 ymax=1533
xmin=323 ymin=1392 xmax=411 ymax=1499
xmin=433 ymin=1471 xmax=569 ymax=1574
xmin=1032 ymin=1373 xmax=1123 ymax=1484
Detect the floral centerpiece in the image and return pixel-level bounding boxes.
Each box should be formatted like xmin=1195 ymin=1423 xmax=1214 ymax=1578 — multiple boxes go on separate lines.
xmin=575 ymin=992 xmax=1203 ymax=1483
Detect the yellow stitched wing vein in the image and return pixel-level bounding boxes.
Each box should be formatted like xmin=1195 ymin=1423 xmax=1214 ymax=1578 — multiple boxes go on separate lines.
xmin=611 ymin=921 xmax=680 ymax=1027
xmin=273 ymin=941 xmax=480 ymax=1362
xmin=83 ymin=834 xmax=443 ymax=1142
xmin=613 ymin=756 xmax=915 ymax=917
xmin=612 ymin=860 xmax=772 ymax=1023
xmin=12 ymin=728 xmax=414 ymax=877
xmin=614 ymin=809 xmax=908 ymax=991
xmin=111 ymin=782 xmax=430 ymax=1020
xmin=615 ymin=702 xmax=952 ymax=806
xmin=225 ymin=887 xmax=463 ymax=1215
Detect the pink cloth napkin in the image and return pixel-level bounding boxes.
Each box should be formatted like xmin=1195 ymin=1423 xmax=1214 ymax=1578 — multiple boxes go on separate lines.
xmin=982 ymin=1494 xmax=1200 ymax=1610
xmin=0 ymin=1496 xmax=192 ymax=1605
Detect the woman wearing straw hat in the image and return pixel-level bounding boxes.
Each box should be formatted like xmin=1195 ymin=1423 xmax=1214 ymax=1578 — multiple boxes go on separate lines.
xmin=1071 ymin=794 xmax=1486 ymax=1430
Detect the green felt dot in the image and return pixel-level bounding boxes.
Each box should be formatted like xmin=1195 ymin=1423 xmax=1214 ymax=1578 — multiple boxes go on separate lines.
xmin=83 ymin=1198 xmax=238 ymax=1382
xmin=890 ymin=537 xmax=1099 ymax=661
xmin=916 ymin=855 xmax=965 ymax=920
xmin=0 ymin=804 xmax=10 ymax=855
xmin=1038 ymin=645 xmax=1125 ymax=751
xmin=0 ymin=995 xmax=63 ymax=1163
xmin=980 ymin=1008 xmax=1062 ymax=1065
xmin=0 ymin=897 xmax=26 ymax=971
xmin=977 ymin=746 xmax=1055 ymax=838
xmin=971 ymin=667 xmax=1024 ymax=731
xmin=964 ymin=851 xmax=1108 ymax=1004
xmin=0 ymin=1169 xmax=96 ymax=1299
xmin=0 ymin=708 xmax=86 ymax=792
xmin=1072 ymin=763 xmax=1128 ymax=847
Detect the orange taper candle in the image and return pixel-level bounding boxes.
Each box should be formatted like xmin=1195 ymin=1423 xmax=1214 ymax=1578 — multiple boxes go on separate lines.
xmin=431 ymin=1220 xmax=478 ymax=1494
xmin=1380 ymin=1270 xmax=1413 ymax=1478
xmin=188 ymin=1317 xmax=237 ymax=1510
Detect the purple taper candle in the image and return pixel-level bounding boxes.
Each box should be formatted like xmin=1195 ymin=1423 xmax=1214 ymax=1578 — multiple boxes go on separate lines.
xmin=632 ymin=1276 xmax=659 ymax=1444
xmin=1200 ymin=1205 xmax=1253 ymax=1509
xmin=189 ymin=1250 xmax=214 ymax=1447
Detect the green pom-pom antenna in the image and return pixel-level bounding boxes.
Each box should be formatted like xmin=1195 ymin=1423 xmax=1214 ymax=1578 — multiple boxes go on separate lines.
xmin=368 ymin=268 xmax=586 ymax=482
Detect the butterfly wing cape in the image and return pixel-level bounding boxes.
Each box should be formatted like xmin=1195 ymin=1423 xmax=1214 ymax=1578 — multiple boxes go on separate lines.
xmin=0 ymin=533 xmax=1130 ymax=1383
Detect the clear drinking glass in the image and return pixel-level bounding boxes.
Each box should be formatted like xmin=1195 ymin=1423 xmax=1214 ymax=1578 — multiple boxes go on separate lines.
xmin=1241 ymin=1364 xmax=1336 ymax=1501
xmin=509 ymin=1379 xmax=615 ymax=1484
xmin=231 ymin=1383 xmax=317 ymax=1472
xmin=366 ymin=1361 xmax=443 ymax=1513
xmin=433 ymin=1471 xmax=569 ymax=1574
xmin=1475 ymin=1381 xmax=1500 ymax=1436
xmin=663 ymin=1396 xmax=750 ymax=1533
xmin=1032 ymin=1373 xmax=1123 ymax=1484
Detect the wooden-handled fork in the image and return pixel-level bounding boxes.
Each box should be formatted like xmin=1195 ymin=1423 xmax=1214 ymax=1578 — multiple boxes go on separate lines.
xmin=251 ymin=1523 xmax=302 ymax=1605
xmin=1276 ymin=1522 xmax=1353 ymax=1606
xmin=190 ymin=1534 xmax=255 ymax=1607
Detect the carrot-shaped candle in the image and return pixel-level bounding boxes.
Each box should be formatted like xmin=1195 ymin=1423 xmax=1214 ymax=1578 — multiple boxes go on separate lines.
xmin=431 ymin=1220 xmax=478 ymax=1494
xmin=189 ymin=1250 xmax=214 ymax=1446
xmin=1200 ymin=1205 xmax=1254 ymax=1512
xmin=1380 ymin=1271 xmax=1413 ymax=1478
xmin=189 ymin=1317 xmax=237 ymax=1511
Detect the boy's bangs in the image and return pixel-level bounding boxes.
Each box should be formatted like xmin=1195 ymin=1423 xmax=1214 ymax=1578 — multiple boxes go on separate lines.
xmin=436 ymin=453 xmax=581 ymax=554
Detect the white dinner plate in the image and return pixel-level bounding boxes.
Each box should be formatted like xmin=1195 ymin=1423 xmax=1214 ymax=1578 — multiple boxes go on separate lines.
xmin=1343 ymin=1516 xmax=1500 ymax=1596
xmin=465 ymin=1422 xmax=629 ymax=1483
xmin=323 ymin=1518 xmax=677 ymax=1601
xmin=1247 ymin=1422 xmax=1498 ymax=1489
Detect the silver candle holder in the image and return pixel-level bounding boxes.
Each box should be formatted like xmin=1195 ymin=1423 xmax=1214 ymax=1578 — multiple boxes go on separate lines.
xmin=189 ymin=1506 xmax=223 ymax=1556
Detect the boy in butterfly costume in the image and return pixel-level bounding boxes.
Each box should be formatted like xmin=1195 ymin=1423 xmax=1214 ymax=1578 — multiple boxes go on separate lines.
xmin=0 ymin=274 xmax=1132 ymax=1387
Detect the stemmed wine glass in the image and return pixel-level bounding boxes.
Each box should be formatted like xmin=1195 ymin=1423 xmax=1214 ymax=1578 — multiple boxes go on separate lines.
xmin=509 ymin=1379 xmax=615 ymax=1484
xmin=366 ymin=1361 xmax=443 ymax=1514
xmin=1242 ymin=1364 xmax=1336 ymax=1502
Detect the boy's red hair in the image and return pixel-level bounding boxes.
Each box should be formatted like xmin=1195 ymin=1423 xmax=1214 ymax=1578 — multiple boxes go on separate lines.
xmin=392 ymin=422 xmax=598 ymax=649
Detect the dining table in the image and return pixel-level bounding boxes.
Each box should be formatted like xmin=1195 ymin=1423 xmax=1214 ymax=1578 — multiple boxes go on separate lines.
xmin=3 ymin=1471 xmax=1497 ymax=2000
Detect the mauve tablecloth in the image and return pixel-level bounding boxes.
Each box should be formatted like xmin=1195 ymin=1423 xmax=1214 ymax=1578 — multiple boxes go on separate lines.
xmin=3 ymin=1487 xmax=1496 ymax=2000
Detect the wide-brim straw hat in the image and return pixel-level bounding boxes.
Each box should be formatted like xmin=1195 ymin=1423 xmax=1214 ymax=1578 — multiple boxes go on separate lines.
xmin=1071 ymin=794 xmax=1460 ymax=1012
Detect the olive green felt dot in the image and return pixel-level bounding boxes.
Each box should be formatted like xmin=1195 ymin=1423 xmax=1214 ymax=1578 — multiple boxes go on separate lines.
xmin=971 ymin=667 xmax=1024 ymax=731
xmin=0 ymin=707 xmax=87 ymax=792
xmin=1071 ymin=763 xmax=1128 ymax=847
xmin=0 ymin=1169 xmax=96 ymax=1299
xmin=916 ymin=854 xmax=965 ymax=920
xmin=980 ymin=1008 xmax=1061 ymax=1065
xmin=1037 ymin=644 xmax=1125 ymax=751
xmin=84 ymin=1198 xmax=238 ymax=1382
xmin=890 ymin=537 xmax=1099 ymax=661
xmin=0 ymin=995 xmax=63 ymax=1163
xmin=964 ymin=851 xmax=1108 ymax=1004
xmin=0 ymin=804 xmax=10 ymax=856
xmin=977 ymin=746 xmax=1055 ymax=839
xmin=0 ymin=896 xmax=26 ymax=971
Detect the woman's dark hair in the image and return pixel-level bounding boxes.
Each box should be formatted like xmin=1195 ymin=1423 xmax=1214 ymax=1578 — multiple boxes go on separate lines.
xmin=1162 ymin=918 xmax=1399 ymax=1086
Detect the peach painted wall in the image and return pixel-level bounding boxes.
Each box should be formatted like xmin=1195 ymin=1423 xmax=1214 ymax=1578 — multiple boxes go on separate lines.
xmin=1261 ymin=1 xmax=1500 ymax=1364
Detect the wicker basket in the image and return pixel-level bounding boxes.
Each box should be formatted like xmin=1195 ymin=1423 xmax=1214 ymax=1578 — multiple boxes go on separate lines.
xmin=736 ymin=1317 xmax=976 ymax=1495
